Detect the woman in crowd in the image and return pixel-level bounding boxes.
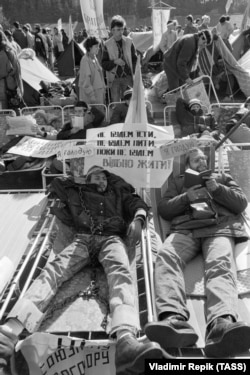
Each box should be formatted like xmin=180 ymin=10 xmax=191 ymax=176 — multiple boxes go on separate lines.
xmin=78 ymin=36 xmax=106 ymax=105
xmin=0 ymin=30 xmax=23 ymax=110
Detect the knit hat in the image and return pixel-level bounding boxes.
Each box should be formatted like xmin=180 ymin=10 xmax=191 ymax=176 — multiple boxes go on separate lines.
xmin=188 ymin=98 xmax=202 ymax=110
xmin=86 ymin=165 xmax=109 ymax=180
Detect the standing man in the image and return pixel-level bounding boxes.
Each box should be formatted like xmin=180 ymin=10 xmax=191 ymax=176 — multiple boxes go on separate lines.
xmin=34 ymin=24 xmax=48 ymax=65
xmin=163 ymin=29 xmax=213 ymax=91
xmin=183 ymin=15 xmax=198 ymax=35
xmin=101 ymin=15 xmax=137 ymax=102
xmin=12 ymin=21 xmax=27 ymax=49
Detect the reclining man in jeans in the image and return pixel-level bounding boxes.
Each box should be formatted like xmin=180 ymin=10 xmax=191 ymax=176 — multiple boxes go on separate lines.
xmin=145 ymin=147 xmax=250 ymax=357
xmin=0 ymin=166 xmax=163 ymax=373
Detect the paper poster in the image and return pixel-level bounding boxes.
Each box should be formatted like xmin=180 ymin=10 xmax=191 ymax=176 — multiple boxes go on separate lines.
xmin=8 ymin=137 xmax=94 ymax=159
xmin=152 ymin=8 xmax=170 ymax=49
xmin=17 ymin=333 xmax=116 ymax=375
xmin=84 ymin=122 xmax=174 ymax=188
xmin=160 ymin=139 xmax=198 ymax=160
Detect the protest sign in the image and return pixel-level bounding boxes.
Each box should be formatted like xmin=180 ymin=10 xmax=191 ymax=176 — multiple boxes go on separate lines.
xmin=17 ymin=333 xmax=116 ymax=375
xmin=160 ymin=139 xmax=198 ymax=160
xmin=80 ymin=0 xmax=108 ymax=39
xmin=84 ymin=123 xmax=174 ymax=188
xmin=8 ymin=137 xmax=94 ymax=160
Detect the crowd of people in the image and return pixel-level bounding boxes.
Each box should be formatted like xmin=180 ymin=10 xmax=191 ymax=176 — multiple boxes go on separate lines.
xmin=0 ymin=10 xmax=250 ymax=375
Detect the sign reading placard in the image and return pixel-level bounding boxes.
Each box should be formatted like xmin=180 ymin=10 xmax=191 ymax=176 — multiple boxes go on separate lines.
xmin=152 ymin=8 xmax=170 ymax=49
xmin=84 ymin=123 xmax=174 ymax=188
xmin=8 ymin=137 xmax=94 ymax=159
xmin=80 ymin=0 xmax=108 ymax=39
xmin=160 ymin=139 xmax=198 ymax=160
xmin=17 ymin=333 xmax=116 ymax=375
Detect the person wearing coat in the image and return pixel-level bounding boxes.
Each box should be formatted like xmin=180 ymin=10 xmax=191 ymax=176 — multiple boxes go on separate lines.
xmin=79 ymin=36 xmax=106 ymax=105
xmin=0 ymin=166 xmax=163 ymax=373
xmin=163 ymin=29 xmax=212 ymax=91
xmin=101 ymin=15 xmax=137 ymax=102
xmin=145 ymin=147 xmax=250 ymax=358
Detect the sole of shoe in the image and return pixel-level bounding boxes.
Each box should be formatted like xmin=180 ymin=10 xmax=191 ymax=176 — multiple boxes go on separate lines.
xmin=116 ymin=343 xmax=163 ymax=374
xmin=145 ymin=322 xmax=198 ymax=350
xmin=204 ymin=323 xmax=250 ymax=357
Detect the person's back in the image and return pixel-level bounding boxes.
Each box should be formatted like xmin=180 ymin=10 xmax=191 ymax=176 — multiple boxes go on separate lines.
xmin=12 ymin=21 xmax=28 ymax=49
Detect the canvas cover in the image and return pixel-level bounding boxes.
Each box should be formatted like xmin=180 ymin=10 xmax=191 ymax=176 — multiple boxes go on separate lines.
xmin=57 ymin=40 xmax=85 ymax=78
xmin=19 ymin=55 xmax=60 ymax=106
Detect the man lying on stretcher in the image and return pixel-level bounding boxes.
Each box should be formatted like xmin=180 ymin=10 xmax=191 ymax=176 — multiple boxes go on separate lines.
xmin=0 ymin=166 xmax=163 ymax=373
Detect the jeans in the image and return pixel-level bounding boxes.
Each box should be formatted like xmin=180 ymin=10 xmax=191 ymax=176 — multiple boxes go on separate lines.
xmin=155 ymin=233 xmax=238 ymax=326
xmin=8 ymin=234 xmax=140 ymax=335
xmin=111 ymin=76 xmax=133 ymax=102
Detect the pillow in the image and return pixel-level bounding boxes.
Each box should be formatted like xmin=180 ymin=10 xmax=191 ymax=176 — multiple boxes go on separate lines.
xmin=6 ymin=115 xmax=38 ymax=136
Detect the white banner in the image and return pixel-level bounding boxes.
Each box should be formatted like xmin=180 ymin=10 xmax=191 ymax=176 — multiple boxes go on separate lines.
xmin=16 ymin=333 xmax=116 ymax=375
xmin=152 ymin=8 xmax=170 ymax=49
xmin=84 ymin=123 xmax=174 ymax=188
xmin=8 ymin=137 xmax=94 ymax=159
xmin=80 ymin=0 xmax=108 ymax=39
xmin=160 ymin=139 xmax=198 ymax=160
xmin=225 ymin=0 xmax=233 ymax=14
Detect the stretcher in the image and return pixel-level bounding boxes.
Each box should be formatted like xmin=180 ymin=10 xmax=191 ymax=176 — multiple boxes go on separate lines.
xmin=149 ymin=140 xmax=250 ymax=358
xmin=0 ymin=186 xmax=156 ymax=375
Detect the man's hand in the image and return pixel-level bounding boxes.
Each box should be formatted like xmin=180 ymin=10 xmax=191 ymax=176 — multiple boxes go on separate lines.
xmin=186 ymin=185 xmax=203 ymax=201
xmin=114 ymin=58 xmax=125 ymax=66
xmin=127 ymin=219 xmax=143 ymax=246
xmin=203 ymin=174 xmax=219 ymax=192
xmin=70 ymin=127 xmax=81 ymax=134
xmin=0 ymin=326 xmax=18 ymax=359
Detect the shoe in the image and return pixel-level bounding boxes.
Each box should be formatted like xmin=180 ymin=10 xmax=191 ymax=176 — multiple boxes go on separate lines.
xmin=145 ymin=314 xmax=198 ymax=351
xmin=115 ymin=334 xmax=163 ymax=374
xmin=204 ymin=316 xmax=250 ymax=357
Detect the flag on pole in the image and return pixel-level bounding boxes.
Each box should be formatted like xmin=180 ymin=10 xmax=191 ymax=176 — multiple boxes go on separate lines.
xmin=125 ymin=55 xmax=148 ymax=126
xmin=68 ymin=15 xmax=74 ymax=42
xmin=225 ymin=0 xmax=233 ymax=14
xmin=57 ymin=18 xmax=62 ymax=32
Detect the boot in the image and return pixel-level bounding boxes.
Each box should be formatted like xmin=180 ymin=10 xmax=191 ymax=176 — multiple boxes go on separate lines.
xmin=204 ymin=315 xmax=250 ymax=357
xmin=145 ymin=314 xmax=198 ymax=351
xmin=115 ymin=334 xmax=162 ymax=374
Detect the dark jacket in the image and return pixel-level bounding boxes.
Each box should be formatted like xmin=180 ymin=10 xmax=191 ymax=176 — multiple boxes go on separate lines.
xmin=175 ymin=98 xmax=217 ymax=136
xmin=13 ymin=29 xmax=28 ymax=49
xmin=49 ymin=174 xmax=149 ymax=237
xmin=163 ymin=33 xmax=199 ymax=82
xmin=158 ymin=172 xmax=248 ymax=240
xmin=57 ymin=106 xmax=105 ymax=140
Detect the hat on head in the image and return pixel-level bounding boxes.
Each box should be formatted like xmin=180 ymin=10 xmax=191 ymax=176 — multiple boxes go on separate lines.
xmin=86 ymin=165 xmax=109 ymax=180
xmin=75 ymin=101 xmax=88 ymax=110
xmin=123 ymin=87 xmax=133 ymax=100
xmin=188 ymin=98 xmax=202 ymax=110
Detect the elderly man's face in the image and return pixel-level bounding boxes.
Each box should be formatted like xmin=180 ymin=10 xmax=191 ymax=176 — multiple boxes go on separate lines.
xmin=188 ymin=149 xmax=208 ymax=172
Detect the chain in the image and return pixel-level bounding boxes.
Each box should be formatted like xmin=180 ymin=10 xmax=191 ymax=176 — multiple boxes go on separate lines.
xmin=78 ymin=187 xmax=104 ymax=235
xmin=43 ymin=269 xmax=110 ymax=330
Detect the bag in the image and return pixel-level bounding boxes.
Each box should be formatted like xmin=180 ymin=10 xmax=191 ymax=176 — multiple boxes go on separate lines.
xmin=171 ymin=200 xmax=217 ymax=230
xmin=190 ymin=202 xmax=216 ymax=219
